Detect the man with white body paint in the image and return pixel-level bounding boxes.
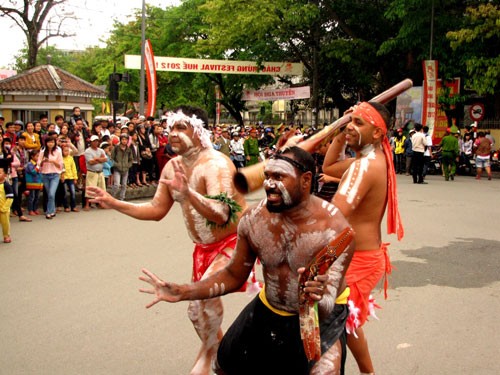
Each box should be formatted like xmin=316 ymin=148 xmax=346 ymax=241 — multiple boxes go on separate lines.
xmin=322 ymin=101 xmax=404 ymax=375
xmin=87 ymin=105 xmax=248 ymax=375
xmin=139 ymin=146 xmax=355 ymax=375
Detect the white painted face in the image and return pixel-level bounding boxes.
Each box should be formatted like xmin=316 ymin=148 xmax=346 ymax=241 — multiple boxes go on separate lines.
xmin=263 ymin=158 xmax=300 ymax=212
xmin=166 ymin=110 xmax=212 ymax=149
xmin=168 ymin=121 xmax=196 ymax=155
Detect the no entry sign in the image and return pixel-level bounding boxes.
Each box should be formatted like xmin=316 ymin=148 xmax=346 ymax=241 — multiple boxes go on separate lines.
xmin=469 ymin=103 xmax=485 ymax=121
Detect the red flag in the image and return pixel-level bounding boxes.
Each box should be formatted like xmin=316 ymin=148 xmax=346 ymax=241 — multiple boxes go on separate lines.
xmin=144 ymin=39 xmax=157 ymax=117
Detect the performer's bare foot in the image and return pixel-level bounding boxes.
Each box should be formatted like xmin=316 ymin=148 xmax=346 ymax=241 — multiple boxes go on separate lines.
xmin=190 ymin=346 xmax=218 ymax=375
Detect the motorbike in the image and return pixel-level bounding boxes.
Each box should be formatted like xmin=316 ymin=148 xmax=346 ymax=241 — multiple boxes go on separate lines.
xmin=491 ymin=150 xmax=500 ymax=171
xmin=456 ymin=153 xmax=476 ymax=176
xmin=426 ymin=148 xmax=442 ymax=175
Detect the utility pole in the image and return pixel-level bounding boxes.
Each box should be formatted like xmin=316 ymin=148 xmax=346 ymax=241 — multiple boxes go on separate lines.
xmin=139 ymin=0 xmax=146 ymax=116
xmin=429 ymin=0 xmax=435 ymax=59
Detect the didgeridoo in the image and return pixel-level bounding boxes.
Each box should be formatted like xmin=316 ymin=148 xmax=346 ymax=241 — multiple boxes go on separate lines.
xmin=234 ymin=78 xmax=413 ymax=194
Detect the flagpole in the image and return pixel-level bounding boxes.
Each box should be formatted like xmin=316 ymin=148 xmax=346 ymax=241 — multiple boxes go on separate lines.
xmin=139 ymin=0 xmax=146 ymax=116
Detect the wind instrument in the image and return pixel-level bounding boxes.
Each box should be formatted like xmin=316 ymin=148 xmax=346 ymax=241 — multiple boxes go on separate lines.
xmin=234 ymin=78 xmax=413 ymax=194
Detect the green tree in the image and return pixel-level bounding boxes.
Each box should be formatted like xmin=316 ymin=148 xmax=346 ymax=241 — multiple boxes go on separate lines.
xmin=380 ymin=0 xmax=468 ymax=83
xmin=447 ymin=3 xmax=500 ymax=95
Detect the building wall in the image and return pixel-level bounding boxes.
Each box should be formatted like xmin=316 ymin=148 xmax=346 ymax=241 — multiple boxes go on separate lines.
xmin=0 ymin=94 xmax=94 ymax=124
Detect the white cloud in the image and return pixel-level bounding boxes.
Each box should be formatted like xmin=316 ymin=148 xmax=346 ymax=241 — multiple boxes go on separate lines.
xmin=0 ymin=0 xmax=179 ymax=69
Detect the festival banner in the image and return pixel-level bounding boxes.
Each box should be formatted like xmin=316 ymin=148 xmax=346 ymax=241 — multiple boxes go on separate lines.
xmin=125 ymin=55 xmax=303 ymax=76
xmin=144 ymin=40 xmax=157 ymax=118
xmin=422 ymin=60 xmax=438 ymax=137
xmin=242 ymin=86 xmax=311 ymax=101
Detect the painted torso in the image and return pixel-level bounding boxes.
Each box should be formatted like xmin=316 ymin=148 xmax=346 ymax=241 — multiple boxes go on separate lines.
xmin=164 ymin=148 xmax=247 ymax=244
xmin=240 ymin=196 xmax=350 ymax=313
xmin=335 ymin=145 xmax=387 ymax=250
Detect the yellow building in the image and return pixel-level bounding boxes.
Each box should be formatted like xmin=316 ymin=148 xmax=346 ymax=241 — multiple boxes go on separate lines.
xmin=0 ymin=64 xmax=106 ymax=125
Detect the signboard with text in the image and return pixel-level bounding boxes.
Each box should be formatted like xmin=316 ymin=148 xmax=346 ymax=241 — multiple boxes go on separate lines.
xmin=125 ymin=55 xmax=303 ymax=76
xmin=242 ymin=86 xmax=310 ymax=101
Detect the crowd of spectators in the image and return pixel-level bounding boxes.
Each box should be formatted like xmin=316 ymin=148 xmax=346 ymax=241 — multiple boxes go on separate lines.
xmin=0 ymin=108 xmax=336 ymax=242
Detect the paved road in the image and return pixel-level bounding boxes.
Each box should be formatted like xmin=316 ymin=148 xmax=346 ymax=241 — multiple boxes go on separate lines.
xmin=1 ymin=174 xmax=499 ymax=374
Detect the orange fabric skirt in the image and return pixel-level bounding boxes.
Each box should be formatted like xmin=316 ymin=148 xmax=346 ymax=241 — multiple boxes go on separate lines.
xmin=345 ymin=243 xmax=392 ymax=330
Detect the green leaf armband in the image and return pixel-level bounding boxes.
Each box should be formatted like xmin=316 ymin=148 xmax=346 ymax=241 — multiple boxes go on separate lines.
xmin=203 ymin=192 xmax=242 ymax=229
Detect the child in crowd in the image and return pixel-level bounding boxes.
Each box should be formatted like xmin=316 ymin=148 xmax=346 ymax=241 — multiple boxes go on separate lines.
xmin=61 ymin=146 xmax=79 ymax=212
xmin=25 ymin=150 xmax=43 ymax=215
xmin=101 ymin=141 xmax=114 ymax=188
xmin=0 ymin=164 xmax=14 ymax=243
xmin=128 ymin=130 xmax=141 ymax=188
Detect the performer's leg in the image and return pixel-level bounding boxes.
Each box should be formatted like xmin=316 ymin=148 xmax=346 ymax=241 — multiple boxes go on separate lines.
xmin=188 ymin=252 xmax=231 ymax=375
xmin=347 ymin=327 xmax=374 ymax=374
xmin=311 ymin=340 xmax=343 ymax=375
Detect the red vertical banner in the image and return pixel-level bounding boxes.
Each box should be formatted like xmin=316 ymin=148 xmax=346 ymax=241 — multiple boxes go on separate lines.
xmin=432 ymin=78 xmax=461 ymax=144
xmin=422 ymin=60 xmax=438 ymax=137
xmin=144 ymin=39 xmax=157 ymax=117
xmin=215 ymin=85 xmax=221 ymax=125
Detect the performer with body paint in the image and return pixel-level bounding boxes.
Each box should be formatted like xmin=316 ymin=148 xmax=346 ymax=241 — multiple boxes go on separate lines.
xmin=139 ymin=146 xmax=355 ymax=375
xmin=322 ymin=101 xmax=404 ymax=375
xmin=87 ymin=105 xmax=248 ymax=375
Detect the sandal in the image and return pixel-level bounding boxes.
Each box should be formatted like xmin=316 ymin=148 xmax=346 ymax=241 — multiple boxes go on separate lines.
xmin=4 ymin=236 xmax=12 ymax=243
xmin=19 ymin=216 xmax=33 ymax=222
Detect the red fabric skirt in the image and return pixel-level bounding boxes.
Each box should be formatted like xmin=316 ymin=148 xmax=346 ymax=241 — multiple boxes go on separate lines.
xmin=345 ymin=243 xmax=392 ymax=331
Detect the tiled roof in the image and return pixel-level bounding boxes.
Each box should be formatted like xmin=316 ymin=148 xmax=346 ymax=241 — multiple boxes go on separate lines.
xmin=0 ymin=65 xmax=106 ymax=98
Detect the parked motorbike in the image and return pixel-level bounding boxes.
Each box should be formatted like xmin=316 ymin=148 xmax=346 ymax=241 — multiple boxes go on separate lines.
xmin=426 ymin=148 xmax=442 ymax=175
xmin=491 ymin=150 xmax=500 ymax=171
xmin=456 ymin=153 xmax=476 ymax=176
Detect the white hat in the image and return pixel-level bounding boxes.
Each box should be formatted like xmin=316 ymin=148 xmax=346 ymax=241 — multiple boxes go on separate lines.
xmin=90 ymin=135 xmax=99 ymax=142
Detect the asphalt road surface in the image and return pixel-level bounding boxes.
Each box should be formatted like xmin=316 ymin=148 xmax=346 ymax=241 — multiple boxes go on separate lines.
xmin=1 ymin=173 xmax=499 ymax=375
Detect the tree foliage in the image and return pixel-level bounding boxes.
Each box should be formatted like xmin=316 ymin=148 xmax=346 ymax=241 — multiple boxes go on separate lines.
xmin=447 ymin=3 xmax=500 ymax=95
xmin=6 ymin=0 xmax=499 ymax=122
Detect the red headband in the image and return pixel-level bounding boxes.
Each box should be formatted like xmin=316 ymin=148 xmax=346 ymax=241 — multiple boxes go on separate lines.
xmin=352 ymin=102 xmax=387 ymax=133
xmin=352 ymin=102 xmax=404 ymax=241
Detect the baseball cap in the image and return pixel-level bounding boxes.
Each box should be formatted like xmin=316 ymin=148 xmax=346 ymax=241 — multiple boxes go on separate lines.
xmin=100 ymin=141 xmax=109 ymax=148
xmin=90 ymin=135 xmax=99 ymax=142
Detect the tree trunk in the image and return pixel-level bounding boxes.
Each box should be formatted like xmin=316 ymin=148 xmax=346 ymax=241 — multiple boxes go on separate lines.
xmin=27 ymin=30 xmax=39 ymax=69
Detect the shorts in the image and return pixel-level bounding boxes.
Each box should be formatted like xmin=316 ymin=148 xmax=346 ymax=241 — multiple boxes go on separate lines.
xmin=475 ymin=156 xmax=490 ymax=168
xmin=85 ymin=171 xmax=106 ymax=197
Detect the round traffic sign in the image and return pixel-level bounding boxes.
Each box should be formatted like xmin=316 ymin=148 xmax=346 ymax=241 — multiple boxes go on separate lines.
xmin=469 ymin=103 xmax=485 ymax=121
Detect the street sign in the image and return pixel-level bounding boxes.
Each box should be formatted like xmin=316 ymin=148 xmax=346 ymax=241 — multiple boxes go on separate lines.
xmin=469 ymin=103 xmax=485 ymax=121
